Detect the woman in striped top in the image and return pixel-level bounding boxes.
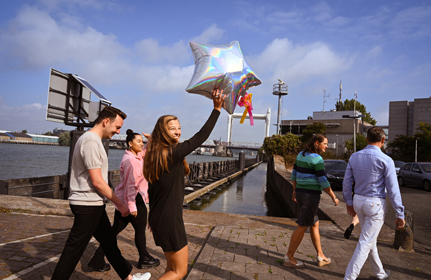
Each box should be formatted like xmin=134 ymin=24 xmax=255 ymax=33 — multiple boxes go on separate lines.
xmin=283 ymin=134 xmax=339 ymax=268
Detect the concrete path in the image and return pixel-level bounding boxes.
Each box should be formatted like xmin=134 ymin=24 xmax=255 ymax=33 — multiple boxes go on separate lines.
xmin=0 ymin=194 xmax=431 ymax=279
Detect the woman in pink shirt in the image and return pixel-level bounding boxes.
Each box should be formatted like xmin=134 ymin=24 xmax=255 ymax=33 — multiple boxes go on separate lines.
xmin=88 ymin=129 xmax=160 ymax=272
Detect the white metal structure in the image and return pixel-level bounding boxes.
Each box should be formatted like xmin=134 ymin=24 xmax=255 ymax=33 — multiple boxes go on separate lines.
xmin=226 ymin=108 xmax=271 ymax=144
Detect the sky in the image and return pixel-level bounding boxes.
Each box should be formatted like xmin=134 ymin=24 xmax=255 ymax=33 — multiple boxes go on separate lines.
xmin=0 ymin=0 xmax=430 ymax=144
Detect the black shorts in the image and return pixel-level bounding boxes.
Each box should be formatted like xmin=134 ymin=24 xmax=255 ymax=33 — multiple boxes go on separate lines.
xmin=295 ymin=192 xmax=320 ymax=226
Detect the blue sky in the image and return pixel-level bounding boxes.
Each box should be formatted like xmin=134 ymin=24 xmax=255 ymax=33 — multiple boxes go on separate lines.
xmin=0 ymin=0 xmax=430 ymax=143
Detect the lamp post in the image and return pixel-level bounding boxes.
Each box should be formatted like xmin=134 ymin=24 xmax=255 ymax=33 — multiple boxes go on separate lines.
xmin=336 ymin=134 xmax=339 ymax=157
xmin=273 ymin=80 xmax=288 ymax=135
xmin=342 ymin=113 xmax=365 ymax=153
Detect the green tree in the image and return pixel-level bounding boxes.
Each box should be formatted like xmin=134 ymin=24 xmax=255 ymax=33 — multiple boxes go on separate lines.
xmin=301 ymin=122 xmax=326 ymax=144
xmin=260 ymin=133 xmax=302 ymax=165
xmin=388 ymin=122 xmax=431 ymax=162
xmin=58 ymin=132 xmax=71 ymax=146
xmin=21 ymin=129 xmax=28 ymax=133
xmin=345 ymin=134 xmax=368 ymax=154
xmin=336 ymin=99 xmax=377 ymax=125
xmin=415 ymin=122 xmax=431 ymax=161
xmin=387 ymin=135 xmax=415 ymax=162
xmin=44 ymin=131 xmax=54 ymax=136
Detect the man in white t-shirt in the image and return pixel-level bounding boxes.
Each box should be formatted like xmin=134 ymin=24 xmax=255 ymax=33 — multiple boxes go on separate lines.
xmin=52 ymin=106 xmax=150 ymax=280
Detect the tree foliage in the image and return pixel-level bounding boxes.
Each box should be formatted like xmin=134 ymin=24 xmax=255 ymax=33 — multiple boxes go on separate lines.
xmin=301 ymin=122 xmax=326 ymax=144
xmin=260 ymin=133 xmax=302 ymax=165
xmin=345 ymin=134 xmax=368 ymax=154
xmin=21 ymin=129 xmax=27 ymax=133
xmin=415 ymin=122 xmax=431 ymax=161
xmin=336 ymin=99 xmax=377 ymax=125
xmin=59 ymin=132 xmax=71 ymax=146
xmin=388 ymin=122 xmax=431 ymax=162
xmin=387 ymin=135 xmax=415 ymax=162
xmin=44 ymin=131 xmax=54 ymax=136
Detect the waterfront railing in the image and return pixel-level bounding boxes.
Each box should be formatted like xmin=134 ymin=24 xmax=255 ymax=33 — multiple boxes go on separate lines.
xmin=0 ymin=153 xmax=262 ymax=200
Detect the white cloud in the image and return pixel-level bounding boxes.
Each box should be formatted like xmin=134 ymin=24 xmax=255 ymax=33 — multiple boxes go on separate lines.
xmin=0 ymin=98 xmax=57 ymax=133
xmin=249 ymin=38 xmax=354 ymax=85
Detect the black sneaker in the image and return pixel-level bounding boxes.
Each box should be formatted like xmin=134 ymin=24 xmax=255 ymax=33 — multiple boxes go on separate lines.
xmin=138 ymin=256 xmax=160 ymax=269
xmin=88 ymin=263 xmax=111 ymax=272
xmin=344 ymin=224 xmax=355 ymax=239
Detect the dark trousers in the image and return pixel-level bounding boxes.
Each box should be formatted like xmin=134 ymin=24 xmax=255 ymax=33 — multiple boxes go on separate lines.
xmin=51 ymin=204 xmax=132 ymax=280
xmin=88 ymin=193 xmax=151 ymax=268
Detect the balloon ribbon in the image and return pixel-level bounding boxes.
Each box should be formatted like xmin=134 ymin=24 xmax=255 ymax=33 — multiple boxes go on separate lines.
xmin=238 ymin=93 xmax=254 ymax=126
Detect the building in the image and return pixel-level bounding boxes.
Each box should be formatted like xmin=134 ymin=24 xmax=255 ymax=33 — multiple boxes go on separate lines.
xmin=0 ymin=133 xmax=11 ymax=141
xmin=280 ymin=110 xmax=373 ymax=157
xmin=27 ymin=134 xmax=60 ymax=145
xmin=389 ymin=97 xmax=431 ymax=142
xmin=6 ymin=132 xmax=33 ymax=142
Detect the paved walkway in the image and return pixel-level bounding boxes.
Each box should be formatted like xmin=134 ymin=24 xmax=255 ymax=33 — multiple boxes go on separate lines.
xmin=0 ymin=194 xmax=431 ymax=280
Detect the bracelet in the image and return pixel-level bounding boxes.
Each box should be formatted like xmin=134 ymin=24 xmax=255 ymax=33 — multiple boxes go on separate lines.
xmin=332 ymin=197 xmax=337 ymax=201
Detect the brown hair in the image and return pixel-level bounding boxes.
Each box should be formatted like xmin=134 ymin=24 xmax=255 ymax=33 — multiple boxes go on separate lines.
xmin=367 ymin=126 xmax=385 ymax=143
xmin=143 ymin=115 xmax=190 ymax=183
xmin=95 ymin=106 xmax=127 ymax=124
xmin=301 ymin=134 xmax=327 ymax=156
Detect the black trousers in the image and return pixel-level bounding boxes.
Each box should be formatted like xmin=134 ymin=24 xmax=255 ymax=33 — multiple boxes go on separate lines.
xmin=88 ymin=193 xmax=151 ymax=269
xmin=51 ymin=204 xmax=132 ymax=280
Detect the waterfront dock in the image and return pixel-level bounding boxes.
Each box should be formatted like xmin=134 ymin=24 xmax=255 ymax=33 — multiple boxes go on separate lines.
xmin=1 ymin=192 xmax=431 ymax=279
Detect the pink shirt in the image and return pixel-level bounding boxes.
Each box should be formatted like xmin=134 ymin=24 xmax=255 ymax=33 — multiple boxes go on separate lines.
xmin=114 ymin=149 xmax=149 ymax=213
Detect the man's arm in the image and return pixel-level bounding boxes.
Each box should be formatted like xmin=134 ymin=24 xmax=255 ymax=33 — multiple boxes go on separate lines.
xmin=343 ymin=161 xmax=356 ymax=216
xmin=88 ymin=168 xmax=130 ymax=217
xmin=384 ymin=159 xmax=405 ymax=229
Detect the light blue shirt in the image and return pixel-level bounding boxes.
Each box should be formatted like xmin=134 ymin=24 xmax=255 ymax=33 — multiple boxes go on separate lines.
xmin=343 ymin=145 xmax=405 ymax=219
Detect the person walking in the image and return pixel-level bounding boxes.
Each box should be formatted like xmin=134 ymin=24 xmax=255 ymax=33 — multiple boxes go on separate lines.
xmin=343 ymin=126 xmax=405 ymax=280
xmin=143 ymin=88 xmax=225 ymax=280
xmin=284 ymin=134 xmax=339 ymax=268
xmin=88 ymin=129 xmax=160 ymax=271
xmin=51 ymin=106 xmax=150 ymax=280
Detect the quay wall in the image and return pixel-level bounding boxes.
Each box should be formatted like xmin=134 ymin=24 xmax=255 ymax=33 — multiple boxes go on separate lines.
xmin=266 ymin=155 xmax=332 ymax=221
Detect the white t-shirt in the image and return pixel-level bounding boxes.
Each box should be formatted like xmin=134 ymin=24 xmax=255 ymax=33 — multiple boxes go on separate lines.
xmin=69 ymin=131 xmax=108 ymax=206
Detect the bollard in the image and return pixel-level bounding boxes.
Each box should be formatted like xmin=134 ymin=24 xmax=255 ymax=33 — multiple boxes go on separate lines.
xmin=393 ymin=210 xmax=414 ymax=252
xmin=239 ymin=152 xmax=245 ymax=171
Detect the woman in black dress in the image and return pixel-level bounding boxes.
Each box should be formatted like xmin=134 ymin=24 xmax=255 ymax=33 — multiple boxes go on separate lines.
xmin=143 ymin=88 xmax=225 ymax=280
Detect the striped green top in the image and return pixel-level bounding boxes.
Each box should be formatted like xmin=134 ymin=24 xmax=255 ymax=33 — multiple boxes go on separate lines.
xmin=291 ymin=151 xmax=330 ymax=192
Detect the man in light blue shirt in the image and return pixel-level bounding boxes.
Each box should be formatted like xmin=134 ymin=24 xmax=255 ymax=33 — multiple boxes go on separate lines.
xmin=343 ymin=126 xmax=405 ymax=280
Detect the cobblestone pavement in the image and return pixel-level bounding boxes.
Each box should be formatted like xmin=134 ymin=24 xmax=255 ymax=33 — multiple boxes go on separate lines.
xmin=0 ymin=210 xmax=211 ymax=280
xmin=1 ymin=197 xmax=431 ymax=280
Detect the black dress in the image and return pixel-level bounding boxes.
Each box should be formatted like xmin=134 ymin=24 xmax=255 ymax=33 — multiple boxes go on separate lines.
xmin=148 ymin=109 xmax=220 ymax=252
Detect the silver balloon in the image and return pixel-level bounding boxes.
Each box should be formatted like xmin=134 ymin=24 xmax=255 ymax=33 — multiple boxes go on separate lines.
xmin=185 ymin=41 xmax=262 ymax=114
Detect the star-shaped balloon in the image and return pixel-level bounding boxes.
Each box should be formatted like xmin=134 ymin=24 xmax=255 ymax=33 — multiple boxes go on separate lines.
xmin=185 ymin=41 xmax=262 ymax=114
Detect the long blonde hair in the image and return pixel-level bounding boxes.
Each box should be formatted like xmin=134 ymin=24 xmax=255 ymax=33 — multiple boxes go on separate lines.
xmin=143 ymin=115 xmax=190 ymax=183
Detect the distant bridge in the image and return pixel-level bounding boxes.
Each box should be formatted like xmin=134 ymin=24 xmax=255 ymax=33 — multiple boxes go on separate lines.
xmin=110 ymin=135 xmax=262 ymax=151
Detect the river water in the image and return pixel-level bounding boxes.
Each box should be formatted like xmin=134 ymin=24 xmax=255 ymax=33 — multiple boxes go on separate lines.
xmin=0 ymin=143 xmax=281 ymax=217
xmin=0 ymin=143 xmax=235 ymax=180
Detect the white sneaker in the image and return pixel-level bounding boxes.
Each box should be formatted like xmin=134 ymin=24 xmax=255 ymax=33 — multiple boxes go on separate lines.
xmin=132 ymin=272 xmax=151 ymax=280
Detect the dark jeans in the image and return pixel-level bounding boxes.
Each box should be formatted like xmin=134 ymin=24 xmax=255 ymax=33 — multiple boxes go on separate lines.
xmin=51 ymin=204 xmax=132 ymax=280
xmin=88 ymin=193 xmax=151 ymax=268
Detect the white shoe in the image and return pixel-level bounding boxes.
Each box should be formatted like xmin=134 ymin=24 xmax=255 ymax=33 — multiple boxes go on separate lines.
xmin=132 ymin=272 xmax=151 ymax=280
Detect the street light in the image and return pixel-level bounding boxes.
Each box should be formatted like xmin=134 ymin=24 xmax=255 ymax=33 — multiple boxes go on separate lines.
xmin=342 ymin=114 xmax=365 ymax=153
xmin=273 ymin=79 xmax=288 ymax=135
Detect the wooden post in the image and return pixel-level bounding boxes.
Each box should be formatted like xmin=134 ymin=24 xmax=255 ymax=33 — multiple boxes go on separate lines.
xmin=393 ymin=210 xmax=414 ymax=251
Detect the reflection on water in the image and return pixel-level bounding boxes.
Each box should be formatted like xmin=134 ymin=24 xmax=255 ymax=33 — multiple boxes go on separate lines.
xmin=189 ymin=163 xmax=292 ymax=218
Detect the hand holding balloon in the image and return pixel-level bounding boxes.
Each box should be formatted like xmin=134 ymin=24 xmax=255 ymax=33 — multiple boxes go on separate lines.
xmin=212 ymin=88 xmax=226 ymax=112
